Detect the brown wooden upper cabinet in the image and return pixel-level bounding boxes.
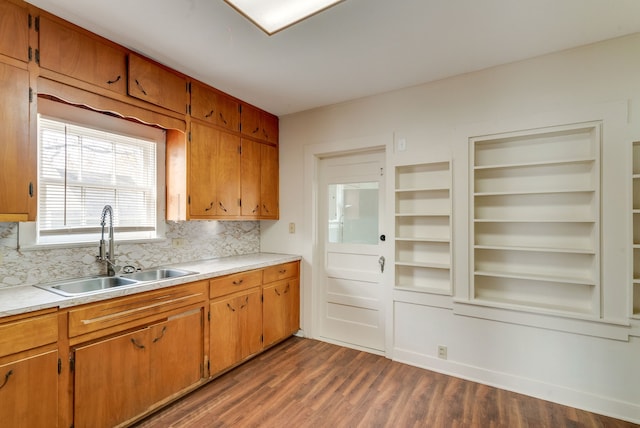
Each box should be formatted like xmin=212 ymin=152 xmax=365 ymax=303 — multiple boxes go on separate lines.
xmin=39 ymin=15 xmax=127 ymax=95
xmin=241 ymin=103 xmax=279 ymax=145
xmin=128 ymin=52 xmax=187 ymax=114
xmin=0 ymin=0 xmax=29 ymax=63
xmin=0 ymin=61 xmax=33 ymax=221
xmin=241 ymin=140 xmax=279 ymax=219
xmin=188 ymin=122 xmax=241 ymax=219
xmin=190 ymin=81 xmax=240 ymax=132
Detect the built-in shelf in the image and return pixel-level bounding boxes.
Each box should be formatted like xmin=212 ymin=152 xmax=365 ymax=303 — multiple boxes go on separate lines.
xmin=394 ymin=161 xmax=452 ymax=295
xmin=632 ymin=141 xmax=640 ymax=318
xmin=471 ymin=123 xmax=601 ymax=317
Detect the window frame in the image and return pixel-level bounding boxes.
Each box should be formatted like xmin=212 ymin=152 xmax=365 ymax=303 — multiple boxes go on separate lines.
xmin=18 ymin=98 xmax=166 ymax=250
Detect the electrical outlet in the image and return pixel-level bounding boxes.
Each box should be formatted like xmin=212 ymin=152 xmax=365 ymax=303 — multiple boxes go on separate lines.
xmin=288 ymin=222 xmax=296 ymax=234
xmin=437 ymin=345 xmax=447 ymax=360
xmin=172 ymin=238 xmax=186 ymax=248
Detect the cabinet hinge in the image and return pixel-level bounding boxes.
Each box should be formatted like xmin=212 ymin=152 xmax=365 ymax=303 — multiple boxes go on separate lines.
xmin=207 ymin=360 xmax=210 ymax=372
xmin=239 ymin=199 xmax=242 ymax=207
xmin=69 ymin=356 xmax=75 ymax=372
xmin=208 ymin=311 xmax=210 ymax=321
xmin=187 ymin=104 xmax=191 ymax=115
xmin=35 ymin=49 xmax=40 ymax=64
xmin=58 ymin=358 xmax=62 ymax=374
xmin=28 ymin=14 xmax=32 ymax=29
xmin=29 ymin=87 xmax=33 ymax=103
xmin=260 ymin=334 xmax=263 ymax=343
xmin=188 ymin=195 xmax=191 ymax=205
xmin=261 ymin=294 xmax=264 ymax=303
xmin=188 ymin=131 xmax=191 ymax=142
xmin=35 ymin=16 xmax=40 ymax=32
xmin=239 ymin=104 xmax=242 ymax=114
xmin=186 ymin=82 xmax=191 ymax=93
xmin=28 ymin=46 xmax=32 ymax=62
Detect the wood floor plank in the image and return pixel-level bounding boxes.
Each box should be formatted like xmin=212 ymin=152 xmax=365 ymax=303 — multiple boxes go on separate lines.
xmin=134 ymin=337 xmax=638 ymax=428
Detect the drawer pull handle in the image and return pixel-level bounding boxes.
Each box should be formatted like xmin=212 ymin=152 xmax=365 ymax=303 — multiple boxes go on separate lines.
xmin=263 ymin=204 xmax=270 ymax=214
xmin=107 ymin=75 xmax=121 ymax=85
xmin=219 ymin=201 xmax=228 ymax=212
xmin=131 ymin=338 xmax=145 ymax=349
xmin=232 ymin=279 xmax=244 ymax=285
xmin=205 ymin=201 xmax=214 ymax=212
xmin=279 ymin=269 xmax=287 ymax=274
xmin=0 ymin=370 xmax=13 ymax=390
xmin=226 ymin=303 xmax=236 ymax=312
xmin=152 ymin=326 xmax=167 ymax=343
xmin=204 ymin=109 xmax=214 ymax=118
xmin=219 ymin=112 xmax=228 ymax=125
xmin=252 ymin=205 xmax=259 ymax=214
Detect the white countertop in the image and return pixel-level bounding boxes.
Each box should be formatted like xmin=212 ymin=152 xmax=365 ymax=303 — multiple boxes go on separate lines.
xmin=0 ymin=252 xmax=301 ymax=317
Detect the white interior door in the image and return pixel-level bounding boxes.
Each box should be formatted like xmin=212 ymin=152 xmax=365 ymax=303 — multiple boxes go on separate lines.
xmin=318 ymin=150 xmax=386 ymax=352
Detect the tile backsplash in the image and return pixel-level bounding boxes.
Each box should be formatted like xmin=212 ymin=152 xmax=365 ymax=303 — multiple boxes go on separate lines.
xmin=0 ymin=220 xmax=259 ymax=288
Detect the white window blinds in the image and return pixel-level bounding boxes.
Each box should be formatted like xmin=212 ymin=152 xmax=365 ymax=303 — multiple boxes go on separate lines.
xmin=38 ymin=116 xmax=157 ymax=240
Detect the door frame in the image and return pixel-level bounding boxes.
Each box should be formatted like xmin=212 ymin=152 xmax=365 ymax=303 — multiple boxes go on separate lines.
xmin=302 ymin=133 xmax=394 ymax=356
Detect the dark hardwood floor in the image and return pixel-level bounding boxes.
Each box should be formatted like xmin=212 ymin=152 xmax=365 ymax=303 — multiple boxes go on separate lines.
xmin=134 ymin=337 xmax=638 ymax=428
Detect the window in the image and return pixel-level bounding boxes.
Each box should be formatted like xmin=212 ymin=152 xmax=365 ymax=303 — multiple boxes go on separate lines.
xmin=21 ymin=99 xmax=166 ymax=247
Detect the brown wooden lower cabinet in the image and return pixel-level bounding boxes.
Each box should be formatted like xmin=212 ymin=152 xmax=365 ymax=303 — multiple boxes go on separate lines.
xmin=263 ymin=278 xmax=300 ymax=348
xmin=73 ymin=308 xmax=204 ymax=428
xmin=209 ymin=287 xmax=262 ymax=375
xmin=0 ymin=350 xmax=58 ymax=427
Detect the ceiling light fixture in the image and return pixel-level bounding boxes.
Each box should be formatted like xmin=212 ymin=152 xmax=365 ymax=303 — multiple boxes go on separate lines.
xmin=224 ymin=0 xmax=344 ymax=35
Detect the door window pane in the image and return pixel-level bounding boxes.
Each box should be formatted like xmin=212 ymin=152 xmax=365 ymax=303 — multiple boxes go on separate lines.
xmin=328 ymin=182 xmax=378 ymax=244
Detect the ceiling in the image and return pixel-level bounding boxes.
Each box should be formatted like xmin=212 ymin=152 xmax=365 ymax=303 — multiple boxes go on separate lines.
xmin=27 ymin=0 xmax=640 ymax=117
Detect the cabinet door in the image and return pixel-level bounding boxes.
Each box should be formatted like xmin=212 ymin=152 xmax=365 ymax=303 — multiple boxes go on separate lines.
xmin=240 ymin=103 xmax=278 ymax=145
xmin=189 ymin=123 xmax=240 ymax=218
xmin=0 ymin=0 xmax=29 ymax=62
xmin=39 ymin=16 xmax=127 ymax=94
xmin=263 ymin=278 xmax=299 ymax=347
xmin=240 ymin=139 xmax=261 ymax=217
xmin=0 ymin=350 xmax=58 ymax=427
xmin=128 ymin=53 xmax=187 ymax=113
xmin=189 ymin=121 xmax=218 ymax=217
xmin=74 ymin=330 xmax=149 ymax=428
xmin=260 ymin=143 xmax=279 ymax=219
xmin=261 ymin=112 xmax=279 ymax=145
xmin=216 ymin=131 xmax=241 ymax=216
xmin=210 ymin=288 xmax=262 ymax=375
xmin=191 ymin=82 xmax=239 ymax=131
xmin=148 ymin=310 xmax=203 ymax=404
xmin=0 ymin=62 xmax=32 ymax=220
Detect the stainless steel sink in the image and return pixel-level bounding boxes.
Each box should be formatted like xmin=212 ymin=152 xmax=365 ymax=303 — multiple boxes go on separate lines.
xmin=121 ymin=268 xmax=197 ymax=282
xmin=36 ymin=276 xmax=140 ymax=297
xmin=35 ymin=267 xmax=198 ymax=297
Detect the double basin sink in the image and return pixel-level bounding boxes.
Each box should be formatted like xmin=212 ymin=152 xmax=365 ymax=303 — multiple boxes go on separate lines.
xmin=35 ymin=268 xmax=198 ymax=297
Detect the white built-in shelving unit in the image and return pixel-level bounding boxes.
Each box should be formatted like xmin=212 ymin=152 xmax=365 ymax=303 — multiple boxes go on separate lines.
xmin=394 ymin=161 xmax=452 ymax=294
xmin=471 ymin=123 xmax=601 ymax=317
xmin=632 ymin=141 xmax=640 ymax=318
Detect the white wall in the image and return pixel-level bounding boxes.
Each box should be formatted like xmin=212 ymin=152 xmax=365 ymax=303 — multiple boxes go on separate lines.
xmin=261 ymin=33 xmax=640 ymax=422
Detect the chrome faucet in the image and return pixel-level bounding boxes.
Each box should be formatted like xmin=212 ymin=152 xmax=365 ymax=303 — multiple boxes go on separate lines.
xmin=97 ymin=205 xmax=119 ymax=276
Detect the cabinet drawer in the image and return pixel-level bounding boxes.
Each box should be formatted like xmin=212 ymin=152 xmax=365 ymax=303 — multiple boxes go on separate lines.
xmin=209 ymin=270 xmax=262 ymax=299
xmin=68 ymin=281 xmax=207 ymax=338
xmin=263 ymin=262 xmax=299 ymax=284
xmin=0 ymin=313 xmax=58 ymax=357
